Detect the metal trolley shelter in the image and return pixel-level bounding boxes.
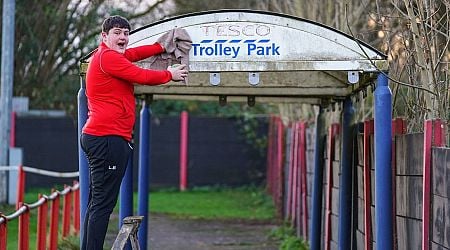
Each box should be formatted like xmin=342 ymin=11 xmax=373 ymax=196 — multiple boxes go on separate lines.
xmin=79 ymin=10 xmax=392 ymax=250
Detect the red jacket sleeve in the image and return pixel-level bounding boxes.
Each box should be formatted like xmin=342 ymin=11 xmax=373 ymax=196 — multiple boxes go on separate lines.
xmin=124 ymin=43 xmax=164 ymax=62
xmin=99 ymin=49 xmax=172 ymax=85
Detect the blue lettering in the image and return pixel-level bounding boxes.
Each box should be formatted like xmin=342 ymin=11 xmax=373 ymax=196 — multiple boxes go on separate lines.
xmin=247 ymin=43 xmax=280 ymax=56
xmin=271 ymin=43 xmax=280 ymax=55
xmin=192 ymin=44 xmax=200 ymax=56
xmin=247 ymin=44 xmax=256 ymax=55
xmin=223 ymin=46 xmax=231 ymax=56
xmin=205 ymin=47 xmax=214 ymax=55
xmin=192 ymin=42 xmax=240 ymax=58
xmin=231 ymin=47 xmax=239 ymax=58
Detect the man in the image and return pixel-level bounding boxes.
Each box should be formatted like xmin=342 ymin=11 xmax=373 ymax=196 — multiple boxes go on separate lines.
xmin=80 ymin=15 xmax=188 ymax=249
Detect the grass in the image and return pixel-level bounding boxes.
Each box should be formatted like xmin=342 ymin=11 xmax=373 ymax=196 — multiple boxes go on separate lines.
xmin=148 ymin=186 xmax=275 ymax=220
xmin=269 ymin=222 xmax=310 ymax=250
xmin=1 ymin=186 xmax=275 ymax=249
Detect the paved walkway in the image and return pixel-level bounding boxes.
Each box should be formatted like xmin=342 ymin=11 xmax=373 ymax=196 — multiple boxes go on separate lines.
xmin=106 ymin=213 xmax=279 ymax=250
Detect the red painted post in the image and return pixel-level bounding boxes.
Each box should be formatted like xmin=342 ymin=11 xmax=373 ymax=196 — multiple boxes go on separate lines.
xmin=0 ymin=215 xmax=7 ymax=250
xmin=266 ymin=116 xmax=275 ymax=194
xmin=73 ymin=181 xmax=80 ymax=234
xmin=290 ymin=122 xmax=299 ymax=223
xmin=16 ymin=165 xmax=25 ymax=210
xmin=422 ymin=120 xmax=433 ymax=250
xmin=179 ymin=111 xmax=189 ymax=191
xmin=364 ymin=120 xmax=374 ymax=250
xmin=62 ymin=185 xmax=72 ymax=237
xmin=292 ymin=122 xmax=302 ymax=234
xmin=299 ymin=122 xmax=308 ymax=239
xmin=433 ymin=119 xmax=446 ymax=147
xmin=324 ymin=123 xmax=339 ymax=250
xmin=391 ymin=118 xmax=406 ymax=250
xmin=286 ymin=122 xmax=296 ymax=220
xmin=36 ymin=195 xmax=48 ymax=250
xmin=49 ymin=191 xmax=60 ymax=250
xmin=294 ymin=122 xmax=302 ymax=234
xmin=276 ymin=117 xmax=284 ymax=218
xmin=18 ymin=203 xmax=30 ymax=250
xmin=271 ymin=117 xmax=279 ymax=197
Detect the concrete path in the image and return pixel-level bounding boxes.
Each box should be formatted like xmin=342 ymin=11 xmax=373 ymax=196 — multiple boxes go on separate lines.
xmin=106 ymin=213 xmax=279 ymax=250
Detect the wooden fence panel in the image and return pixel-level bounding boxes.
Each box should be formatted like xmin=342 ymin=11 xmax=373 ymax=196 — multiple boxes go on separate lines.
xmin=396 ymin=133 xmax=423 ymax=175
xmin=431 ymin=147 xmax=450 ymax=250
xmin=396 ymin=176 xmax=423 ymax=219
xmin=397 ymin=216 xmax=422 ymax=250
xmin=395 ymin=133 xmax=425 ymax=250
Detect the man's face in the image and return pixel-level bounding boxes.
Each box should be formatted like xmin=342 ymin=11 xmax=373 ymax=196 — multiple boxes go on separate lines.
xmin=102 ymin=27 xmax=129 ymax=54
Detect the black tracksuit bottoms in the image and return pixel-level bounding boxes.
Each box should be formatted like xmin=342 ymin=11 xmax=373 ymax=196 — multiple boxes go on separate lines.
xmin=80 ymin=133 xmax=132 ymax=250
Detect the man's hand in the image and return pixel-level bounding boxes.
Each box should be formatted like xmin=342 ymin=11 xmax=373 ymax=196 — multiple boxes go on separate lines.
xmin=167 ymin=64 xmax=188 ymax=82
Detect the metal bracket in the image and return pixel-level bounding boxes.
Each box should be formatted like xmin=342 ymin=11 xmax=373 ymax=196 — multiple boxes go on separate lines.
xmin=247 ymin=96 xmax=256 ymax=107
xmin=348 ymin=71 xmax=359 ymax=84
xmin=249 ymin=72 xmax=259 ymax=86
xmin=219 ymin=95 xmax=227 ymax=106
xmin=210 ymin=72 xmax=220 ymax=86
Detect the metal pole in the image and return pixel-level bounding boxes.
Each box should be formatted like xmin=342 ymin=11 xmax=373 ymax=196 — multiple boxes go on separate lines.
xmin=374 ymin=73 xmax=393 ymax=250
xmin=119 ymin=155 xmax=133 ymax=250
xmin=0 ymin=0 xmax=15 ymax=203
xmin=77 ymin=67 xmax=89 ymax=244
xmin=310 ymin=106 xmax=326 ymax=250
xmin=338 ymin=97 xmax=355 ymax=250
xmin=138 ymin=96 xmax=151 ymax=249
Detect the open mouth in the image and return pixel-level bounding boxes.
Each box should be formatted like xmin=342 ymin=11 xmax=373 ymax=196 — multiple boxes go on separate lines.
xmin=117 ymin=42 xmax=126 ymax=49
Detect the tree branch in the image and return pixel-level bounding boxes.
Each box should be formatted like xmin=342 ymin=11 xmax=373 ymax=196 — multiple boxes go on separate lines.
xmin=344 ymin=4 xmax=437 ymax=96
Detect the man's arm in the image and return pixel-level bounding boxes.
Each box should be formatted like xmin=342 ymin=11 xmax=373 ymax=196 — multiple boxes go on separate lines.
xmin=124 ymin=43 xmax=164 ymax=62
xmin=101 ymin=49 xmax=172 ymax=85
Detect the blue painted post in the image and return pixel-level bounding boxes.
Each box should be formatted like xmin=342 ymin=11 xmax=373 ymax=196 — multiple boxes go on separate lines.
xmin=310 ymin=107 xmax=326 ymax=250
xmin=374 ymin=73 xmax=393 ymax=250
xmin=77 ymin=71 xmax=89 ymax=244
xmin=338 ymin=98 xmax=354 ymax=250
xmin=119 ymin=155 xmax=133 ymax=250
xmin=138 ymin=96 xmax=151 ymax=249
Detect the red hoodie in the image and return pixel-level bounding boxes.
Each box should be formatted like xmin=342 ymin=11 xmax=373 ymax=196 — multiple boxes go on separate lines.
xmin=82 ymin=42 xmax=172 ymax=141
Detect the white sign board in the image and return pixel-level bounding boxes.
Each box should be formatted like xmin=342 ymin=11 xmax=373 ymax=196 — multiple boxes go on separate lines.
xmin=129 ymin=11 xmax=386 ymax=72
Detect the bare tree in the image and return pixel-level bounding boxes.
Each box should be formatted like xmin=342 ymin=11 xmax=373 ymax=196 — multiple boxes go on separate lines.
xmin=3 ymin=0 xmax=168 ymax=114
xmin=251 ymin=0 xmax=375 ymax=124
xmin=370 ymin=0 xmax=450 ymax=130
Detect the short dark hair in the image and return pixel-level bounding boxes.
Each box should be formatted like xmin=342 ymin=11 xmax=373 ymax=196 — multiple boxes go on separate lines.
xmin=102 ymin=15 xmax=131 ymax=33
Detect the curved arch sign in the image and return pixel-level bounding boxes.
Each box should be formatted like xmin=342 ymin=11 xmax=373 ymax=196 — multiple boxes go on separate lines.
xmin=82 ymin=10 xmax=388 ymax=104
